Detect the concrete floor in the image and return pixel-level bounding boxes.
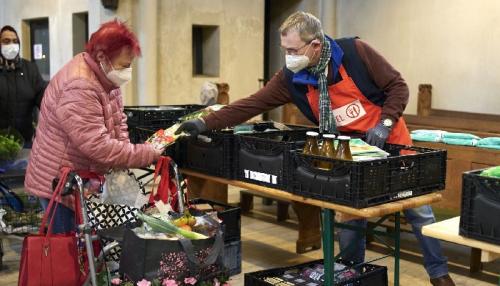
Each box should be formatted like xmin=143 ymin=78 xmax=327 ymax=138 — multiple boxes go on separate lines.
xmin=1 ymin=187 xmax=499 ymax=285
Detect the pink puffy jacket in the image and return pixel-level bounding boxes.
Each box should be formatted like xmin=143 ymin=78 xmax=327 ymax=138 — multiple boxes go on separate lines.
xmin=25 ymin=52 xmax=159 ymax=208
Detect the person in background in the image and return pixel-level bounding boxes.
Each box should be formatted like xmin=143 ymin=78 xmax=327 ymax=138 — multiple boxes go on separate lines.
xmin=200 ymin=81 xmax=219 ymax=106
xmin=0 ymin=25 xmax=47 ymax=147
xmin=24 ymin=19 xmax=164 ymax=233
xmin=176 ymin=11 xmax=455 ymax=286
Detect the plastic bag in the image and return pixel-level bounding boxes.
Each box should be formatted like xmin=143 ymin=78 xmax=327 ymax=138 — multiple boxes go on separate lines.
xmin=102 ymin=169 xmax=149 ymax=208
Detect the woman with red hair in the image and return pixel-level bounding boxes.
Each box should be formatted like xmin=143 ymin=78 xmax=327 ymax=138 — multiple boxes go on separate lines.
xmin=24 ymin=19 xmax=163 ymax=233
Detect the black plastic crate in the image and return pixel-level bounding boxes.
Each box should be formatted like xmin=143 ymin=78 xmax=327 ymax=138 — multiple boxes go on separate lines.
xmin=459 ymin=169 xmax=500 ymax=245
xmin=0 ymin=192 xmax=42 ymax=234
xmin=223 ymin=239 xmax=242 ymax=276
xmin=189 ymin=198 xmax=241 ymax=242
xmin=124 ymin=104 xmax=206 ymax=126
xmin=385 ymin=144 xmax=446 ymax=194
xmin=234 ymin=128 xmax=313 ymax=189
xmin=181 ymin=130 xmax=234 ymax=179
xmin=244 ymin=259 xmax=387 ymax=286
xmin=289 ymin=144 xmax=446 ymax=208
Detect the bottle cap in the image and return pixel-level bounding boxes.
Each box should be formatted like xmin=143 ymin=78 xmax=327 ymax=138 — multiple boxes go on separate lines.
xmin=337 ymin=135 xmax=351 ymax=140
xmin=323 ymin=134 xmax=336 ymax=139
xmin=306 ymin=131 xmax=319 ymax=137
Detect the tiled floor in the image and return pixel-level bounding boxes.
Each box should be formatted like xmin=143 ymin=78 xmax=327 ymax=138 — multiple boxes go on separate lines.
xmin=1 ymin=187 xmax=499 ymax=285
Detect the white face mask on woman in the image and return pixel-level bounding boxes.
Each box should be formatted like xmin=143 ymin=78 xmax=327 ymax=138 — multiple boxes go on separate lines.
xmin=101 ymin=58 xmax=132 ymax=87
xmin=1 ymin=43 xmax=20 ymax=60
xmin=106 ymin=66 xmax=132 ymax=87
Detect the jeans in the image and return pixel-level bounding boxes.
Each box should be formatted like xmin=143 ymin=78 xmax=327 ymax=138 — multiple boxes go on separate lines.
xmin=39 ymin=198 xmax=75 ymax=234
xmin=338 ymin=205 xmax=448 ymax=279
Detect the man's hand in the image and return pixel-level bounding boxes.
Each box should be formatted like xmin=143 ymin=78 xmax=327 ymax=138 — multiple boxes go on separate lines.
xmin=175 ymin=119 xmax=207 ymax=137
xmin=366 ymin=123 xmax=390 ymax=148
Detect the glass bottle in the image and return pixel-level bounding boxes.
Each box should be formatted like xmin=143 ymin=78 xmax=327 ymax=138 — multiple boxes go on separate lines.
xmin=303 ymin=131 xmax=320 ymax=155
xmin=303 ymin=131 xmax=320 ymax=166
xmin=318 ymin=134 xmax=336 ymax=170
xmin=335 ymin=135 xmax=353 ymax=160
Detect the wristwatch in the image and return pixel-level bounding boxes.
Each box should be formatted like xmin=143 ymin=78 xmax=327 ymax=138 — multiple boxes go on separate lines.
xmin=381 ymin=118 xmax=394 ymax=129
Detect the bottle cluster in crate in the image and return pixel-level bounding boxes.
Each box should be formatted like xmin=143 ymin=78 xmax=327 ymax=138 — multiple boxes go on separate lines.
xmin=303 ymin=131 xmax=354 ymax=170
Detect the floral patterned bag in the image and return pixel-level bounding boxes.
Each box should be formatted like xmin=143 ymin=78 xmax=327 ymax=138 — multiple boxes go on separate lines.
xmin=119 ymin=228 xmax=225 ymax=284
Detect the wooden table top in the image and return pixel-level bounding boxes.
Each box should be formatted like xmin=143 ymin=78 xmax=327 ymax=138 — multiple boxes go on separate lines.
xmin=422 ymin=216 xmax=500 ymax=254
xmin=182 ymin=169 xmax=442 ymax=218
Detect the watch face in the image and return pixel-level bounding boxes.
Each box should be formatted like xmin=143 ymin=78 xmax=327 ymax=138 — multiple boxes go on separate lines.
xmin=383 ymin=119 xmax=393 ymax=127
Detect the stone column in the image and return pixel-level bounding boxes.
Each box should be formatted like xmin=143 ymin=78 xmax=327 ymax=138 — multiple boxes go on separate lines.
xmin=134 ymin=0 xmax=158 ymax=105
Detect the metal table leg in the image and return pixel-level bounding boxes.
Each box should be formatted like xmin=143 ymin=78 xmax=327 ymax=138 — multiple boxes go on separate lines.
xmin=328 ymin=212 xmax=402 ymax=286
xmin=394 ymin=212 xmax=400 ymax=286
xmin=322 ymin=209 xmax=335 ymax=286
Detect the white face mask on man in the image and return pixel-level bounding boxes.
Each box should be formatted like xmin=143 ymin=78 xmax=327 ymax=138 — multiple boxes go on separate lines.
xmin=100 ymin=58 xmax=132 ymax=87
xmin=1 ymin=43 xmax=20 ymax=60
xmin=285 ymin=54 xmax=310 ymax=73
xmin=285 ymin=43 xmax=312 ymax=73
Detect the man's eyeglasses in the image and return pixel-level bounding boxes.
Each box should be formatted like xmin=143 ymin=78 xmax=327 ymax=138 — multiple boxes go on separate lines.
xmin=280 ymin=41 xmax=312 ymax=55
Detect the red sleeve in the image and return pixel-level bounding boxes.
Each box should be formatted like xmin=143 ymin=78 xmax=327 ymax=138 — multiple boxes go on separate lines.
xmin=354 ymin=39 xmax=409 ymax=122
xmin=203 ymin=70 xmax=292 ymax=130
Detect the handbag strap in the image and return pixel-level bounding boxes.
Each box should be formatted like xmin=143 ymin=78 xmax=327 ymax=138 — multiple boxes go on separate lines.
xmin=149 ymin=156 xmax=177 ymax=206
xmin=39 ymin=167 xmax=72 ymax=236
xmin=178 ymin=230 xmax=224 ymax=271
xmin=39 ymin=168 xmax=94 ymax=236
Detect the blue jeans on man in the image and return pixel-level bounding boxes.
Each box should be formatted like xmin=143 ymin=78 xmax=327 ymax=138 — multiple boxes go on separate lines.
xmin=338 ymin=205 xmax=449 ymax=279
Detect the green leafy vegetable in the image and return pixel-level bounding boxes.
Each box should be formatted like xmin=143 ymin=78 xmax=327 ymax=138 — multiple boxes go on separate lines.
xmin=0 ymin=129 xmax=23 ymax=161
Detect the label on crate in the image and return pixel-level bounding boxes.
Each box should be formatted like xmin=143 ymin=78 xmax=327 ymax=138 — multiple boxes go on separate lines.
xmin=393 ymin=190 xmax=413 ymax=200
xmin=244 ymin=169 xmax=278 ymax=185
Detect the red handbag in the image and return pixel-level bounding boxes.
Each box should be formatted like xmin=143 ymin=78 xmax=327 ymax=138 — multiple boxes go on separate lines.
xmin=18 ymin=168 xmax=85 ymax=286
xmin=148 ymin=156 xmax=181 ymax=211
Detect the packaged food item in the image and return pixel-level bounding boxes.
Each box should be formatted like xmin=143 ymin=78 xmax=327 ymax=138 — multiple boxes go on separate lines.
xmin=145 ymin=123 xmax=182 ymax=149
xmin=299 ymin=262 xmax=357 ymax=283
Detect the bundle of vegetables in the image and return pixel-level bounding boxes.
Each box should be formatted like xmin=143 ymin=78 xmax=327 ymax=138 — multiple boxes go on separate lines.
xmin=0 ymin=129 xmax=23 ymax=162
xmin=137 ymin=212 xmax=208 ymax=240
xmin=480 ymin=166 xmax=500 ymax=178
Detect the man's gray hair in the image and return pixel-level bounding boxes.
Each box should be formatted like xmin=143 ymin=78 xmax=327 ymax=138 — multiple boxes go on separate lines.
xmin=279 ymin=11 xmax=324 ymax=43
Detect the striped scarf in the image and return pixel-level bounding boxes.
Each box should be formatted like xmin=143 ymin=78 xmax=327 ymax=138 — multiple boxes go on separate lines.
xmin=308 ymin=37 xmax=336 ymax=133
xmin=0 ymin=55 xmax=19 ymax=71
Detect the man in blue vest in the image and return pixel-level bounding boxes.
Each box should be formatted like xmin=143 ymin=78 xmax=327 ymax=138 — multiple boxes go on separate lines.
xmin=177 ymin=11 xmax=455 ymax=286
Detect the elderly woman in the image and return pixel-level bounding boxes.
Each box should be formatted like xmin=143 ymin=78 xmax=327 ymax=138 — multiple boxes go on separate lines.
xmin=24 ymin=20 xmax=163 ymax=233
xmin=0 ymin=25 xmax=47 ymax=146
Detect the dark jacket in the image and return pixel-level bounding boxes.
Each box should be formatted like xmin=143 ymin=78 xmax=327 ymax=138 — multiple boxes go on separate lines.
xmin=0 ymin=58 xmax=47 ymax=143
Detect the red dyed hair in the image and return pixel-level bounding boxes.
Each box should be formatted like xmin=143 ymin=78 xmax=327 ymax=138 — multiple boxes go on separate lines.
xmin=85 ymin=19 xmax=141 ymax=60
